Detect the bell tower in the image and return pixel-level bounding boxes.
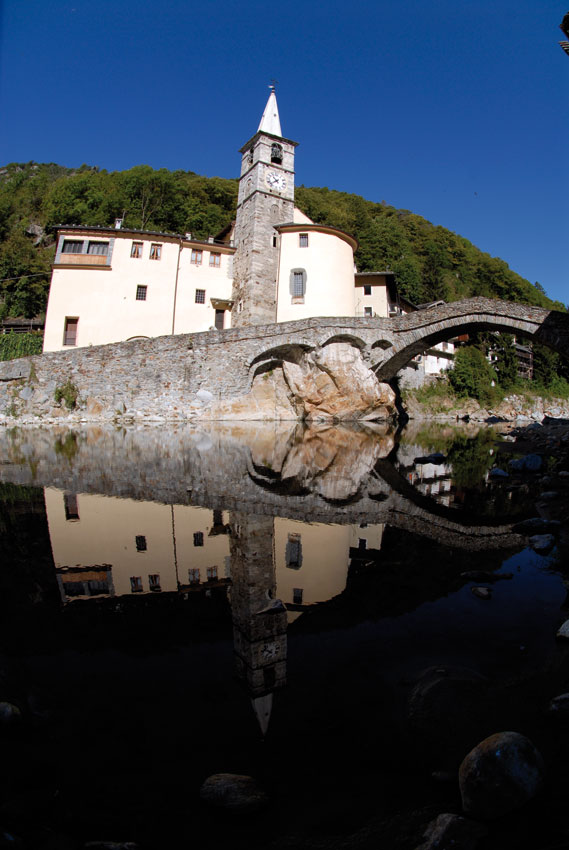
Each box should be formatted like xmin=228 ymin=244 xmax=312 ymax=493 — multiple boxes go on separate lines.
xmin=232 ymin=88 xmax=298 ymax=326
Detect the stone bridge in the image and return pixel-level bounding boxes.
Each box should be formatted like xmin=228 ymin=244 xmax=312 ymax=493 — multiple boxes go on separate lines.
xmin=243 ymin=297 xmax=568 ymax=384
xmin=0 ymin=297 xmax=567 ymax=421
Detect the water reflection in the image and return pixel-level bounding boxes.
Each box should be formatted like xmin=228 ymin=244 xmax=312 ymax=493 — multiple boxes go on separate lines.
xmin=0 ymin=421 xmax=566 ymax=848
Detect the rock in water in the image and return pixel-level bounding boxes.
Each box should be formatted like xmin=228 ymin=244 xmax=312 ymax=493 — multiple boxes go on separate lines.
xmin=547 ymin=693 xmax=569 ymax=718
xmin=200 ymin=773 xmax=268 ymax=812
xmin=459 ymin=731 xmax=544 ymax=819
xmin=416 ymin=813 xmax=488 ymax=850
xmin=556 ymin=619 xmax=569 ymax=640
xmin=529 ymin=534 xmax=555 ymax=553
xmin=0 ymin=702 xmax=21 ymax=726
xmin=471 ymin=586 xmax=492 ymax=600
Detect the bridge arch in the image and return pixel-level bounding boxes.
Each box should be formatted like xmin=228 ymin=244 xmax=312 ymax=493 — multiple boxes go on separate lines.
xmin=372 ymin=298 xmax=568 ymax=381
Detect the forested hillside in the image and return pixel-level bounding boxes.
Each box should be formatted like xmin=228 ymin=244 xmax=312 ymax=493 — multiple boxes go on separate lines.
xmin=0 ymin=161 xmax=563 ymax=320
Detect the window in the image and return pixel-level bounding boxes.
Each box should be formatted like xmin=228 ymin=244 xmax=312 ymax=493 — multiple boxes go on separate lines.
xmin=293 ymin=588 xmax=303 ymax=605
xmin=131 ymin=242 xmax=143 ymax=258
xmin=213 ymin=509 xmax=223 ymax=526
xmin=271 ymin=143 xmax=283 ymax=164
xmin=130 ymin=576 xmax=143 ymax=593
xmin=272 ymin=235 xmax=277 ymax=247
xmin=195 ymin=289 xmax=206 ymax=304
xmin=63 ymin=317 xmax=78 ymax=346
xmin=64 ymin=493 xmax=79 ymax=521
xmin=206 ymin=566 xmax=218 ymax=581
xmin=136 ymin=285 xmax=147 ymax=301
xmin=292 ymin=271 xmax=305 ymax=298
xmin=188 ymin=568 xmax=200 ymax=584
xmin=209 ymin=252 xmax=221 ymax=268
xmin=286 ymin=533 xmax=302 ymax=569
xmin=87 ymin=241 xmax=108 ymax=255
xmin=135 ymin=535 xmax=147 ymax=552
xmin=191 ymin=249 xmax=202 ymax=265
xmin=62 ymin=240 xmax=83 ymax=254
xmin=148 ymin=574 xmax=161 ymax=592
xmin=194 ymin=531 xmax=204 ymax=547
xmin=364 ymin=285 xmax=372 ymax=296
xmin=299 ymin=233 xmax=309 ymax=248
xmin=149 ymin=243 xmax=162 ymax=260
xmin=358 ymin=538 xmax=367 ymax=550
xmin=364 ymin=307 xmax=373 ymax=317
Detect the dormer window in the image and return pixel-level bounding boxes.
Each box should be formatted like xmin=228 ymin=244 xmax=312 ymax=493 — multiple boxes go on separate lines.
xmin=271 ymin=143 xmax=283 ymax=164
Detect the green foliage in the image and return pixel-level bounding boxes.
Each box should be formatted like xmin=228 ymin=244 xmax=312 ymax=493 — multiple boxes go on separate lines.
xmin=0 ymin=331 xmax=43 ymax=360
xmin=412 ymin=377 xmax=456 ymax=407
xmin=54 ymin=379 xmax=79 ymax=409
xmin=54 ymin=432 xmax=79 ymax=460
xmin=0 ymin=160 xmax=562 ymax=326
xmin=448 ymin=346 xmax=499 ymax=406
xmin=491 ymin=333 xmax=518 ymax=390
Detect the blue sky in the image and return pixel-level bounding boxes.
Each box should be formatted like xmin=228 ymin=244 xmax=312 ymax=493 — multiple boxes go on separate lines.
xmin=1 ymin=0 xmax=567 ymax=304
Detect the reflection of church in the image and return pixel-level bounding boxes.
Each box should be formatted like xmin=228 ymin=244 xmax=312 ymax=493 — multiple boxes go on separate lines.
xmin=46 ymin=488 xmax=384 ymax=732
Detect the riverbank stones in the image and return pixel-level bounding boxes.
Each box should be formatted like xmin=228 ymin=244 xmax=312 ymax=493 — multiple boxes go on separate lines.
xmin=459 ymin=731 xmax=544 ymax=819
xmin=200 ymin=773 xmax=269 ymax=812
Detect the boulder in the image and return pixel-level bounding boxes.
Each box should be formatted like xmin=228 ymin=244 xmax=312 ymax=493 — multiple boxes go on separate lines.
xmin=416 ymin=813 xmax=487 ymax=850
xmin=283 ymin=343 xmax=396 ymax=421
xmin=556 ymin=619 xmax=569 ymax=640
xmin=199 ymin=773 xmax=269 ymax=812
xmin=471 ymin=586 xmax=492 ymax=600
xmin=547 ymin=693 xmax=569 ymax=718
xmin=459 ymin=731 xmax=544 ymax=819
xmin=489 ymin=468 xmax=508 ymax=478
xmin=0 ymin=702 xmax=21 ymax=726
xmin=529 ymin=534 xmax=555 ymax=553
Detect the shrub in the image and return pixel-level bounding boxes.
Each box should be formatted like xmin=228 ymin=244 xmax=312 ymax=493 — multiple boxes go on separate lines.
xmin=54 ymin=379 xmax=79 ymax=410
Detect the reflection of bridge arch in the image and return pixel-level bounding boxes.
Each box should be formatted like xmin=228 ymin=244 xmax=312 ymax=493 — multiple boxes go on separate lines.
xmin=246 ymin=455 xmax=525 ymax=551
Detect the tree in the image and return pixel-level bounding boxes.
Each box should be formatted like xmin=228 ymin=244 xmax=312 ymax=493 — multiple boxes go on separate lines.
xmin=492 ymin=333 xmax=518 ymax=390
xmin=449 ymin=346 xmax=497 ymax=406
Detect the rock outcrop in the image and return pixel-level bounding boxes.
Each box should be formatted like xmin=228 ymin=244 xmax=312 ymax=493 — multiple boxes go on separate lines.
xmin=202 ymin=342 xmax=397 ymax=422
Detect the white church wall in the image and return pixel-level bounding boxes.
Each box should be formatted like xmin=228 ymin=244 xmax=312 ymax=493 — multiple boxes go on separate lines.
xmin=276 ymin=229 xmax=355 ymax=322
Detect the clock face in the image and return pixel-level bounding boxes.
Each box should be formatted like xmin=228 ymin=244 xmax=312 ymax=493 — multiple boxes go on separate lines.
xmin=266 ymin=170 xmax=287 ymax=192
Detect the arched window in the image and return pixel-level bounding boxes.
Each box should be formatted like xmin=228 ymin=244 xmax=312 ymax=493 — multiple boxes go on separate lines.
xmin=271 ymin=143 xmax=283 ymax=164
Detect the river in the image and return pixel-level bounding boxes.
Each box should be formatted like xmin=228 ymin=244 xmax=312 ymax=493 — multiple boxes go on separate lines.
xmin=0 ymin=421 xmax=567 ymax=850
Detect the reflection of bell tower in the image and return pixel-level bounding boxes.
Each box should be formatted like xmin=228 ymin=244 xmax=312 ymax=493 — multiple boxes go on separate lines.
xmin=229 ymin=512 xmax=287 ymax=735
xmin=232 ymin=87 xmax=298 ymax=327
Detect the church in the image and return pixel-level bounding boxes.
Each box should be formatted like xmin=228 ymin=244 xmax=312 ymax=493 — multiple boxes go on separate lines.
xmin=42 ymin=88 xmax=403 ymax=353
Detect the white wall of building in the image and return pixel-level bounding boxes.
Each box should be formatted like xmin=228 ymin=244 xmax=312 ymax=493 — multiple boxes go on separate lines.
xmin=276 ymin=228 xmax=356 ymax=323
xmin=43 ymin=230 xmax=235 ymax=351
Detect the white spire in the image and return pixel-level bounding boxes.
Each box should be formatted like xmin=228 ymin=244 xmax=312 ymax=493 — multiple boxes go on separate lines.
xmin=258 ymin=87 xmax=282 ymax=137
